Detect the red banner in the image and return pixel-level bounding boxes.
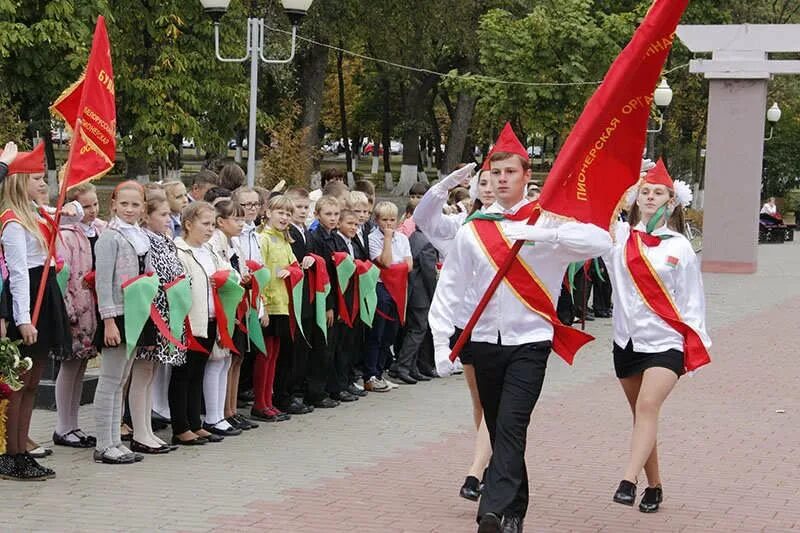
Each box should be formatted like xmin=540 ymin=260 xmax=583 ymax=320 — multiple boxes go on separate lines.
xmin=50 ymin=15 xmax=116 ymax=189
xmin=539 ymin=0 xmax=688 ymax=230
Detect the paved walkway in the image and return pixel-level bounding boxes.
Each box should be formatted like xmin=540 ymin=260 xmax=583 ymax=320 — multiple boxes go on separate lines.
xmin=3 ymin=242 xmax=800 ymax=532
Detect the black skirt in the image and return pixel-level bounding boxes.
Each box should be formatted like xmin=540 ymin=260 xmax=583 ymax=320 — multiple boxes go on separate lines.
xmin=5 ymin=266 xmax=72 ymax=361
xmin=613 ymin=340 xmax=684 ymax=379
xmin=450 ymin=327 xmax=475 ymax=366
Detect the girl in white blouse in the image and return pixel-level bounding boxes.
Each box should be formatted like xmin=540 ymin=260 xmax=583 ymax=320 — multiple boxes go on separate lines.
xmin=605 ymin=163 xmax=711 ymax=513
xmin=0 ymin=172 xmax=79 ymax=480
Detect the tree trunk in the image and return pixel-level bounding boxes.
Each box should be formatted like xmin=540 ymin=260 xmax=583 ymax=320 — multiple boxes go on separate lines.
xmin=126 ymin=154 xmax=150 ymax=183
xmin=166 ymin=134 xmax=182 ymax=182
xmin=381 ymin=76 xmax=393 ymax=190
xmin=336 ymin=48 xmax=354 ymax=188
xmin=299 ymin=41 xmax=329 ymax=188
xmin=443 ymin=93 xmax=477 ymax=174
xmin=395 ymin=75 xmax=438 ymax=195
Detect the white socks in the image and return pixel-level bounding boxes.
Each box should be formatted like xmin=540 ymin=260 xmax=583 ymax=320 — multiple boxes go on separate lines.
xmin=203 ymin=357 xmax=231 ymax=426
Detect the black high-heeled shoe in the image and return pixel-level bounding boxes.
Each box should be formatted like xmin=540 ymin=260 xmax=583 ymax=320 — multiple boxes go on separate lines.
xmin=613 ymin=479 xmax=637 ymax=506
xmin=639 ymin=485 xmax=663 ymax=513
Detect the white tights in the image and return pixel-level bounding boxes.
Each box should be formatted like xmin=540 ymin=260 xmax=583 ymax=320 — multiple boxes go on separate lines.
xmin=203 ymin=356 xmax=232 ymax=427
xmin=129 ymin=359 xmax=167 ymax=448
xmin=55 ymin=359 xmax=89 ymax=437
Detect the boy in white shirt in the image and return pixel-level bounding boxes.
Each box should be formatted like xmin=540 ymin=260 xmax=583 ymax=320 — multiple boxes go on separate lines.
xmin=363 ymin=201 xmax=412 ymax=392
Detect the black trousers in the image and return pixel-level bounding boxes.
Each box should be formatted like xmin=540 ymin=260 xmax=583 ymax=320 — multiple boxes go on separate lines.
xmin=306 ymin=321 xmax=336 ymax=404
xmin=473 ymin=340 xmax=551 ymax=521
xmin=329 ymin=321 xmax=360 ymax=394
xmin=272 ymin=318 xmax=298 ymax=409
xmin=394 ymin=305 xmax=429 ymax=373
xmin=591 ymin=259 xmax=612 ymax=315
xmin=169 ymin=321 xmax=215 ymax=435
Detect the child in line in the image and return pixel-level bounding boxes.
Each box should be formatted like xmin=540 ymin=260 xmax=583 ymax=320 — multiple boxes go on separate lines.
xmin=364 ymin=201 xmax=412 ymax=392
xmin=173 ymin=202 xmax=225 ymax=445
xmin=164 ymin=181 xmax=189 ymax=237
xmin=206 ymin=199 xmax=247 ymax=436
xmin=278 ymin=187 xmax=316 ymax=415
xmin=307 ymin=196 xmax=344 ymax=408
xmin=0 ymin=171 xmax=76 ymax=480
xmin=131 ymin=191 xmax=187 ymax=454
xmin=253 ymin=195 xmax=296 ymax=422
xmin=94 ymin=181 xmax=154 ymax=464
xmin=53 ymin=183 xmax=105 ymax=449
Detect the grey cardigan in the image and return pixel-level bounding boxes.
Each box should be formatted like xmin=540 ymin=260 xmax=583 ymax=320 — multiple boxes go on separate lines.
xmin=95 ymin=228 xmax=147 ymax=319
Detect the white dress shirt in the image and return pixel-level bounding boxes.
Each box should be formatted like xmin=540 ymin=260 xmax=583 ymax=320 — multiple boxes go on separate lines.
xmin=368 ymin=226 xmax=412 ymax=266
xmin=413 ymin=178 xmax=468 ymax=258
xmin=603 ymin=221 xmax=711 ymax=353
xmin=190 ymin=244 xmax=217 ymax=318
xmin=1 ymin=200 xmax=86 ymax=325
xmin=429 ymin=198 xmax=611 ymax=349
xmin=235 ymin=222 xmax=262 ymax=264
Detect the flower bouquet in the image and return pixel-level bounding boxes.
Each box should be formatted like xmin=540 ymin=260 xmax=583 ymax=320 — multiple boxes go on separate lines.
xmin=0 ymin=338 xmax=31 ymax=454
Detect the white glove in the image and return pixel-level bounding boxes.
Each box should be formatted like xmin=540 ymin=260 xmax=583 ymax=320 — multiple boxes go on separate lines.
xmin=503 ymin=222 xmax=557 ymax=243
xmin=439 ymin=163 xmax=476 ymax=191
xmin=0 ymin=141 xmax=18 ymax=166
xmin=640 ymin=158 xmax=656 ymax=177
xmin=434 ymin=344 xmax=454 ymax=377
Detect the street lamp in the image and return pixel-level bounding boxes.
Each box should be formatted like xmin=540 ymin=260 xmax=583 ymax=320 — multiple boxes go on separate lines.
xmin=647 ymin=78 xmax=673 ymax=133
xmin=200 ymin=0 xmax=313 ymax=187
xmin=765 ymin=102 xmax=781 ymax=141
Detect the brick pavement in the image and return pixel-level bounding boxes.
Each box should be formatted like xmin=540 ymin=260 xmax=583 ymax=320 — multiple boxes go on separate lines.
xmin=2 ymin=242 xmax=800 ymax=532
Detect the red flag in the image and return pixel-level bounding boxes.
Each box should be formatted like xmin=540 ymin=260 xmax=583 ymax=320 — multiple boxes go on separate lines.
xmin=2 ymin=143 xmax=45 ymax=175
xmin=32 ymin=15 xmax=115 ymax=327
xmin=449 ymin=0 xmax=690 ymax=363
xmin=50 ymin=15 xmax=116 ymax=189
xmin=538 ymin=0 xmax=688 ymax=230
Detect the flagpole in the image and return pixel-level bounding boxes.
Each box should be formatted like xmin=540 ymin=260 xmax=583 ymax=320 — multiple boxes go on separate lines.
xmin=31 ymin=119 xmax=80 ymax=327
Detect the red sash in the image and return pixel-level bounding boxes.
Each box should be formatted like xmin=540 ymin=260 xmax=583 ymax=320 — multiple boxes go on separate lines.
xmin=378 ymin=263 xmax=409 ymax=325
xmin=624 ymin=230 xmax=710 ymax=372
xmin=332 ymin=252 xmax=357 ymax=328
xmin=470 ymin=214 xmax=594 ymax=365
xmin=0 ymin=208 xmax=54 ymax=244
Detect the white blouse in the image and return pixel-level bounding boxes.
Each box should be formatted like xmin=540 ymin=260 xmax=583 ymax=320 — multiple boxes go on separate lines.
xmin=603 ymin=221 xmax=711 ymax=353
xmin=428 ymin=199 xmax=611 ymax=350
xmin=1 ymin=201 xmax=84 ymax=325
xmin=413 ymin=178 xmax=467 ymax=258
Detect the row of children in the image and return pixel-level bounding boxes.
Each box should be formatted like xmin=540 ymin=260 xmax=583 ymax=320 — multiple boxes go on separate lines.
xmin=0 ymin=148 xmax=440 ymax=480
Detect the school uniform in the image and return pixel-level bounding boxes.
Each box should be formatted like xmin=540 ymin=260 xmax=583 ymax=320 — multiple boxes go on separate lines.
xmin=306 ymin=224 xmax=346 ymax=406
xmin=430 ymin=198 xmax=611 ymax=523
xmin=392 ymin=228 xmax=437 ymax=378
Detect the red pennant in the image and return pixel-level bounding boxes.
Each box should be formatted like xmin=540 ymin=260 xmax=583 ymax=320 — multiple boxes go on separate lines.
xmin=378 ymin=263 xmax=409 ymax=325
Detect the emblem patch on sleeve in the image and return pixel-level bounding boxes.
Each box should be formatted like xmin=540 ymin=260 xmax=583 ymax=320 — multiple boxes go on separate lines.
xmin=666 ymin=255 xmax=679 ymax=269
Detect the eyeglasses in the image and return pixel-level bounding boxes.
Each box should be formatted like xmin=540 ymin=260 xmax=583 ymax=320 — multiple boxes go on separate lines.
xmin=240 ymin=202 xmax=262 ymax=209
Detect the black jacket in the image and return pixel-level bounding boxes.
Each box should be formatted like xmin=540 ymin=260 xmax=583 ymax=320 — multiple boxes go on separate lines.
xmin=287 ymin=223 xmax=314 ymax=320
xmin=408 ymin=228 xmax=438 ymax=309
xmin=308 ymin=225 xmax=347 ymax=313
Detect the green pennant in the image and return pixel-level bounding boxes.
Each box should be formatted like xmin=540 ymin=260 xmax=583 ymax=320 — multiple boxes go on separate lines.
xmin=646 ymin=205 xmax=667 ymax=234
xmin=213 ymin=270 xmax=246 ymax=339
xmin=358 ymin=264 xmax=380 ymax=327
xmin=246 ymin=308 xmax=266 ymax=354
xmin=336 ymin=255 xmax=356 ymax=292
xmin=314 ymin=279 xmax=331 ymax=342
xmin=250 ymin=267 xmax=270 ymax=295
xmin=56 ymin=263 xmax=70 ymax=296
xmin=465 ymin=211 xmax=504 ymax=223
xmin=291 ymin=276 xmax=306 ymax=340
xmin=165 ymin=276 xmax=192 ymax=352
xmin=592 ymin=258 xmax=606 ymax=283
xmin=122 ymin=274 xmax=160 ymax=358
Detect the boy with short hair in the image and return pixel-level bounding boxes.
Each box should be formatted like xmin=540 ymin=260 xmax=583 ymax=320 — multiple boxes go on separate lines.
xmin=348 ymin=191 xmax=372 ymax=255
xmin=188 ymin=169 xmax=218 ymax=203
xmin=364 ymin=201 xmax=412 ymax=392
xmin=307 ymin=196 xmax=346 ymax=407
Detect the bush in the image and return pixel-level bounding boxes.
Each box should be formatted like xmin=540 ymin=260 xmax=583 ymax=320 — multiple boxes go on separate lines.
xmin=258 ymin=101 xmax=316 ymax=190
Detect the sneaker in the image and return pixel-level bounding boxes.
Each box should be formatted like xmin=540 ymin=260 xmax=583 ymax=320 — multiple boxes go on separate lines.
xmin=452 ymin=359 xmax=464 ymax=374
xmin=352 ymin=381 xmax=365 ymax=391
xmin=364 ymin=376 xmax=390 ymax=392
xmin=382 ymin=377 xmax=400 ymax=390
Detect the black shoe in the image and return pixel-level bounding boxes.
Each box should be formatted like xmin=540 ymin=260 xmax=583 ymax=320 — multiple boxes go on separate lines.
xmin=284 ymin=398 xmax=314 ymax=415
xmin=335 ymin=391 xmax=359 ymax=402
xmin=73 ymin=429 xmax=97 ymax=447
xmin=130 ymin=440 xmax=170 ymax=455
xmin=347 ymin=385 xmax=367 ymax=397
xmin=417 ymin=365 xmax=437 ymax=378
xmin=0 ymin=454 xmax=50 ymax=481
xmin=639 ymin=486 xmax=663 ymax=513
xmin=314 ymin=397 xmax=340 ymax=408
xmin=22 ymin=453 xmax=55 ymax=479
xmin=391 ymin=370 xmax=417 ymax=385
xmin=203 ymin=423 xmax=243 ymax=436
xmin=53 ymin=430 xmax=94 ymax=449
xmin=477 ymin=513 xmax=503 ymax=533
xmin=460 ymin=475 xmax=481 ymax=501
xmin=502 ymin=515 xmax=523 ymax=533
xmin=234 ymin=414 xmax=259 ymax=429
xmin=238 ymin=389 xmax=255 ymax=402
xmin=613 ymin=479 xmax=637 ymax=506
xmin=93 ymin=449 xmax=136 ymax=464
xmin=250 ymin=407 xmax=291 ymax=422
xmin=151 ymin=410 xmax=171 ymax=424
xmin=409 ymin=370 xmax=431 ymax=382
xmin=201 ymin=433 xmax=224 ymax=443
xmin=171 ymin=435 xmax=207 ymax=446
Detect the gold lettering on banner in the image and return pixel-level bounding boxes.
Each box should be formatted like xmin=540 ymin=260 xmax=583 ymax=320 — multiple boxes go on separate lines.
xmin=98 ymin=69 xmax=115 ymax=94
xmin=644 ymin=33 xmax=675 ymax=59
xmin=576 ymin=117 xmax=621 ymax=202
